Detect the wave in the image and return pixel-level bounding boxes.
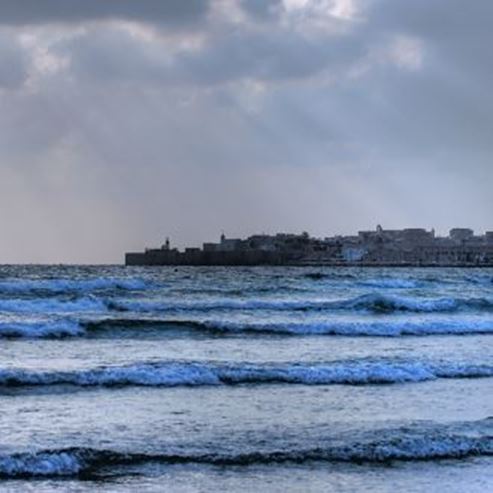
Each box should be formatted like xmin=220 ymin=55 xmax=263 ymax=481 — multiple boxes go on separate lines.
xmin=1 ymin=292 xmax=490 ymax=317
xmin=343 ymin=294 xmax=493 ymax=313
xmin=171 ymin=285 xmax=309 ymax=296
xmin=301 ymin=273 xmax=424 ymax=287
xmin=0 ymin=278 xmax=148 ymax=295
xmin=0 ymin=359 xmax=491 ymax=388
xmin=0 ymin=297 xmax=107 ymax=314
xmin=1 ymin=423 xmax=492 ymax=477
xmin=0 ymin=320 xmax=83 ymax=338
xmin=107 ymin=298 xmax=346 ymax=312
xmin=463 ymin=274 xmax=493 ymax=286
xmin=88 ymin=317 xmax=493 ymax=337
xmin=358 ymin=278 xmax=421 ymax=289
xmin=5 ymin=316 xmax=493 ymax=339
xmin=303 ymin=272 xmax=333 ymax=280
xmin=107 ymin=293 xmax=493 ymax=315
xmin=344 ymin=294 xmax=455 ymax=313
xmin=195 ymin=318 xmax=493 ymax=336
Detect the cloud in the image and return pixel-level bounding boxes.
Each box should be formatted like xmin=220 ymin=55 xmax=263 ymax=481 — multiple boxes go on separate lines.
xmin=0 ymin=33 xmax=30 ymax=89
xmin=56 ymin=23 xmax=368 ymax=88
xmin=239 ymin=0 xmax=284 ymax=20
xmin=0 ymin=0 xmax=210 ymax=27
xmin=0 ymin=0 xmax=491 ymax=262
xmin=369 ymin=0 xmax=493 ymax=79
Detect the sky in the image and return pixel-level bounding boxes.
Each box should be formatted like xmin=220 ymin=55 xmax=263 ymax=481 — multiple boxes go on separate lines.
xmin=0 ymin=0 xmax=491 ymax=263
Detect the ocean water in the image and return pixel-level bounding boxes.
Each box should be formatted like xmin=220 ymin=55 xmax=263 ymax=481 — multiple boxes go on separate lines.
xmin=0 ymin=266 xmax=492 ymax=492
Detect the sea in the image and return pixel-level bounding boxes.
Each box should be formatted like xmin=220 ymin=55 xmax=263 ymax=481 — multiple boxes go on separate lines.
xmin=0 ymin=265 xmax=492 ymax=492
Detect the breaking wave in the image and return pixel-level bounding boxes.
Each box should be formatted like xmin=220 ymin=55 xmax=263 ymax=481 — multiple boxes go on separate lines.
xmin=5 ymin=316 xmax=493 ymax=339
xmin=108 ymin=293 xmax=493 ymax=314
xmin=345 ymin=294 xmax=493 ymax=313
xmin=0 ymin=320 xmax=83 ymax=338
xmin=1 ymin=422 xmax=492 ymax=477
xmin=0 ymin=359 xmax=491 ymax=388
xmin=114 ymin=318 xmax=493 ymax=337
xmin=194 ymin=320 xmax=493 ymax=337
xmin=2 ymin=293 xmax=491 ymax=318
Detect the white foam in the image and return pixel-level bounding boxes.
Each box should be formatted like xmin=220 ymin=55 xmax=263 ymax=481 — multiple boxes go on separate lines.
xmin=0 ymin=320 xmax=84 ymax=338
xmin=1 ymin=359 xmax=491 ymax=387
xmin=0 ymin=425 xmax=492 ymax=477
xmin=197 ymin=317 xmax=493 ymax=336
xmin=109 ymin=293 xmax=492 ymax=314
xmin=333 ymin=433 xmax=493 ymax=462
xmin=343 ymin=293 xmax=460 ymax=312
xmin=0 ymin=451 xmax=83 ymax=477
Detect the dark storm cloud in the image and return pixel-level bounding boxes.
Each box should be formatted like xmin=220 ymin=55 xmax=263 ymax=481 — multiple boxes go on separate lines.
xmin=0 ymin=0 xmax=210 ymax=27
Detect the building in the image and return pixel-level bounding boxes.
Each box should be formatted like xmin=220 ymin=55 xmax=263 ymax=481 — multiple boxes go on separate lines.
xmin=125 ymin=226 xmax=493 ymax=266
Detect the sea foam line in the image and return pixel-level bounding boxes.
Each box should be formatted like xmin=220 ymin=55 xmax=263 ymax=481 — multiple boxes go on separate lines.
xmin=0 ymin=359 xmax=491 ymax=388
xmin=0 ymin=320 xmax=84 ymax=338
xmin=4 ymin=316 xmax=493 ymax=339
xmin=135 ymin=318 xmax=493 ymax=337
xmin=1 ymin=426 xmax=492 ymax=477
xmin=108 ymin=293 xmax=493 ymax=314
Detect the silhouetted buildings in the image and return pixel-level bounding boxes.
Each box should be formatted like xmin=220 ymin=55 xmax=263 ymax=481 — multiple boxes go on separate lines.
xmin=125 ymin=226 xmax=493 ymax=266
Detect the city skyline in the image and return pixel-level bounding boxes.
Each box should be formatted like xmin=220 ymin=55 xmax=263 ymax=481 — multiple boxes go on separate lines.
xmin=127 ymin=225 xmax=493 ymax=266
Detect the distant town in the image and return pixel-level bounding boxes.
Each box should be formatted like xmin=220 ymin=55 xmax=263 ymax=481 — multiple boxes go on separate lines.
xmin=125 ymin=226 xmax=493 ymax=266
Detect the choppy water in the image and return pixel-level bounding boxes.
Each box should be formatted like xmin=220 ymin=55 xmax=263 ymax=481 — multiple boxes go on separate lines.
xmin=0 ymin=266 xmax=492 ymax=492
